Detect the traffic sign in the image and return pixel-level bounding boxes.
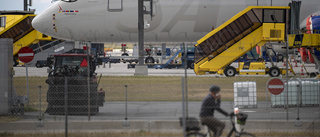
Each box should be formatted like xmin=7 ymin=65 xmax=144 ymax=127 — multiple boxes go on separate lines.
xmin=267 ymin=78 xmax=285 ymax=95
xmin=18 ymin=47 xmax=34 ymax=63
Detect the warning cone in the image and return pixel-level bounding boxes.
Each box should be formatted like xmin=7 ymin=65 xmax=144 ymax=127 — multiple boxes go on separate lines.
xmin=300 ymin=66 xmax=304 ymax=76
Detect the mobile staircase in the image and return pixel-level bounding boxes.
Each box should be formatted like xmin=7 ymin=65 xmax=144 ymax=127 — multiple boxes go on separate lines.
xmin=194 ymin=6 xmax=290 ymax=77
xmin=288 ymin=32 xmax=320 ymax=77
xmin=0 ymin=11 xmax=53 ymax=65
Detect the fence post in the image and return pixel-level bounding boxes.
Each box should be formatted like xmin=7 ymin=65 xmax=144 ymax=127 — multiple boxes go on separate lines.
xmin=181 ymin=77 xmax=186 ymax=137
xmin=26 ymin=64 xmax=29 ymax=105
xmin=86 ymin=42 xmax=91 ymax=121
xmin=183 ymin=43 xmax=188 ymax=118
xmin=295 ymin=81 xmax=302 ymax=126
xmin=37 ymin=85 xmax=43 ymax=127
xmin=64 ymin=76 xmax=68 ymax=137
xmin=266 ymin=82 xmax=268 ymax=110
xmin=122 ymin=85 xmax=130 ymax=127
xmin=125 ymin=85 xmax=128 ymax=120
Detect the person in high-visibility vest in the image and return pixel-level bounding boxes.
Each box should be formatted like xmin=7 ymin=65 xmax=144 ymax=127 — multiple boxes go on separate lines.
xmin=199 ymin=85 xmax=230 ymax=137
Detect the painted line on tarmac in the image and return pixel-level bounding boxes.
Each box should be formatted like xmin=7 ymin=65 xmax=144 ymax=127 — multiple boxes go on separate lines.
xmin=271 ymin=112 xmax=292 ymax=114
xmin=242 ymin=110 xmax=257 ymax=113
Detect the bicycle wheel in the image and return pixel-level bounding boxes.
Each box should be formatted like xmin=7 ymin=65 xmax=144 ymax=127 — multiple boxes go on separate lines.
xmin=186 ymin=132 xmax=206 ymax=137
xmin=239 ymin=132 xmax=256 ymax=137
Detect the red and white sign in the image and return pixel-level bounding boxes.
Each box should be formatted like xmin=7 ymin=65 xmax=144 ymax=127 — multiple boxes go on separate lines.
xmin=18 ymin=47 xmax=34 ymax=63
xmin=267 ymin=78 xmax=285 ymax=95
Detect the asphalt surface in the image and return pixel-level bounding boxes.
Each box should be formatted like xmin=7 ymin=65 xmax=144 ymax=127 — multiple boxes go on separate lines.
xmin=15 ymin=63 xmax=197 ymax=77
xmin=21 ymin=101 xmax=320 ymax=121
xmin=15 ymin=62 xmax=319 ymax=77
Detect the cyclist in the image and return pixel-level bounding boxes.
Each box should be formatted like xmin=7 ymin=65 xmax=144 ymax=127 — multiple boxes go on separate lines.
xmin=199 ymin=85 xmax=229 ymax=137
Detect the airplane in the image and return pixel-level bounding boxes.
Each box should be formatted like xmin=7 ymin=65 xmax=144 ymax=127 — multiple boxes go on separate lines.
xmin=32 ymin=0 xmax=320 ymax=44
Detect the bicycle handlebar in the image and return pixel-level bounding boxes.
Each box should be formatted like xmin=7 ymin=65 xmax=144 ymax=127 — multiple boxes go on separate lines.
xmin=229 ymin=112 xmax=236 ymax=125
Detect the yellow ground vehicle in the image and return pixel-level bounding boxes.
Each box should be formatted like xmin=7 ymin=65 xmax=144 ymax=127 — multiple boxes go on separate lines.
xmin=193 ymin=6 xmax=290 ymax=77
xmin=219 ymin=62 xmax=286 ymax=77
xmin=0 ymin=11 xmax=52 ymax=65
xmin=288 ymin=33 xmax=320 ymax=78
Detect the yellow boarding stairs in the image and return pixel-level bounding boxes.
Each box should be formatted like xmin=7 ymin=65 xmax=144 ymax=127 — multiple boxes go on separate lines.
xmin=0 ymin=14 xmax=52 ymax=57
xmin=194 ymin=6 xmax=290 ymax=77
xmin=288 ymin=33 xmax=320 ymax=48
xmin=288 ymin=33 xmax=320 ymax=77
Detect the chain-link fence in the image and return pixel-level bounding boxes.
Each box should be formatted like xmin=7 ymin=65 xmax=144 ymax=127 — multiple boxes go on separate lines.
xmin=2 ymin=36 xmax=320 ymax=137
xmin=271 ymin=78 xmax=320 ymax=107
xmin=2 ymin=26 xmax=320 ymax=137
xmin=0 ymin=59 xmax=318 ymax=137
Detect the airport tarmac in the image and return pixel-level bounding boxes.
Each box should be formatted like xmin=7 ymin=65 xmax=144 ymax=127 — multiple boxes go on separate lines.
xmin=14 ymin=63 xmax=197 ymax=77
xmin=14 ymin=62 xmax=319 ymax=77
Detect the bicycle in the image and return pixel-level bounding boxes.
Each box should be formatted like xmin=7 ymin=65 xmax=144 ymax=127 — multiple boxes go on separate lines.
xmin=182 ymin=113 xmax=255 ymax=137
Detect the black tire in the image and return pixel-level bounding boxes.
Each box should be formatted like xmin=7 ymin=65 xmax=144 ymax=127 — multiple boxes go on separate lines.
xmin=257 ymin=58 xmax=264 ymax=62
xmin=239 ymin=132 xmax=256 ymax=137
xmin=224 ymin=66 xmax=236 ymax=77
xmin=186 ymin=132 xmax=206 ymax=137
xmin=188 ymin=61 xmax=195 ymax=69
xmin=121 ymin=53 xmax=129 ymax=56
xmin=145 ymin=57 xmax=155 ymax=64
xmin=309 ymin=72 xmax=317 ymax=78
xmin=269 ymin=67 xmax=280 ymax=77
xmin=36 ymin=62 xmax=42 ymax=68
xmin=190 ymin=63 xmax=194 ymax=69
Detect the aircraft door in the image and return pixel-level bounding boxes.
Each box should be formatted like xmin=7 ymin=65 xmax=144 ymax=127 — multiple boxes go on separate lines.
xmin=143 ymin=0 xmax=158 ymax=19
xmin=108 ymin=0 xmax=123 ymax=12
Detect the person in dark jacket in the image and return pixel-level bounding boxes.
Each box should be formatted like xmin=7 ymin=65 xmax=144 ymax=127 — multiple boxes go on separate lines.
xmin=200 ymin=85 xmax=229 ymax=137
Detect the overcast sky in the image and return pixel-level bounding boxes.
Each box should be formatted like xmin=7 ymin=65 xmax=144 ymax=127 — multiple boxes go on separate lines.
xmin=0 ymin=0 xmax=53 ymax=14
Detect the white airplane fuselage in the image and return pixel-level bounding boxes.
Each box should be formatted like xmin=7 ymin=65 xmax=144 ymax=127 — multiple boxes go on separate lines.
xmin=32 ymin=0 xmax=320 ymax=43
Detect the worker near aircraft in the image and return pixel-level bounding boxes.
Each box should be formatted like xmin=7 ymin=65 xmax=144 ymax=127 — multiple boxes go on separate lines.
xmin=199 ymin=85 xmax=230 ymax=137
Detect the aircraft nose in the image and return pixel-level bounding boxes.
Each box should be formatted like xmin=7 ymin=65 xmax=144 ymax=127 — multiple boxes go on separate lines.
xmin=32 ymin=2 xmax=61 ymax=38
xmin=32 ymin=6 xmax=55 ymax=35
xmin=32 ymin=14 xmax=43 ymax=32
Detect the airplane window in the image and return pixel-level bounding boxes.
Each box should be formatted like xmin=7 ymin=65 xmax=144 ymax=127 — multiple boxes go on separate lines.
xmin=263 ymin=9 xmax=285 ymax=23
xmin=0 ymin=17 xmax=6 ymax=28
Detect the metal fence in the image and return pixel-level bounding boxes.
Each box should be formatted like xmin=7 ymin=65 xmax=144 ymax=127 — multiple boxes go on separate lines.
xmin=271 ymin=78 xmax=320 ymax=107
xmin=0 ymin=56 xmax=319 ymax=137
